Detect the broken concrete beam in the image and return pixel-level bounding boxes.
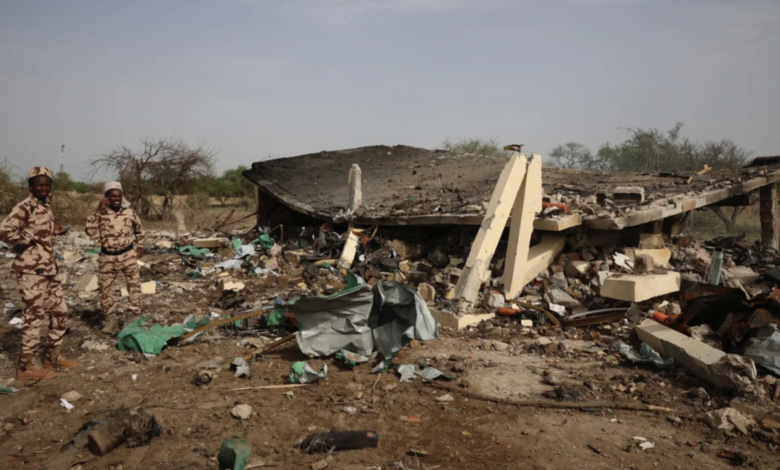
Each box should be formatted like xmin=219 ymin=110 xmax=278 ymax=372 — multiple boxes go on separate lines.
xmin=635 ymin=319 xmax=730 ymax=388
xmin=337 ymin=231 xmax=360 ymax=270
xmin=454 ymin=153 xmax=528 ymax=307
xmin=348 ymin=164 xmax=362 ymax=212
xmin=509 ymin=234 xmax=567 ymax=296
xmin=625 ymin=248 xmax=672 ymax=268
xmin=430 ymin=308 xmax=495 ymax=330
xmin=193 ymin=238 xmax=228 ymax=249
xmin=638 ymin=233 xmax=664 ymax=249
xmin=612 ymin=186 xmax=644 ymax=204
xmin=417 ymin=283 xmax=436 ymax=301
xmin=503 ymin=154 xmax=543 ymax=298
xmin=600 ymin=272 xmax=681 ymax=302
xmin=74 ymin=274 xmax=98 ymax=292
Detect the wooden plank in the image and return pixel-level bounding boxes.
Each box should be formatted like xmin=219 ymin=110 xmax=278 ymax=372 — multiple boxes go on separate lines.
xmin=454 ymin=153 xmax=528 ymax=305
xmin=503 ymin=154 xmax=543 ymax=298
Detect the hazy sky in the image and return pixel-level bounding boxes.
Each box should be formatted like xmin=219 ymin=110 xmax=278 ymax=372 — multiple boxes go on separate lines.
xmin=1 ymin=0 xmax=778 ymax=179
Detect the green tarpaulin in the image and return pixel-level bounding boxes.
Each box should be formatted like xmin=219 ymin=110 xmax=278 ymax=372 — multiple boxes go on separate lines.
xmin=117 ymin=316 xmax=207 ymax=355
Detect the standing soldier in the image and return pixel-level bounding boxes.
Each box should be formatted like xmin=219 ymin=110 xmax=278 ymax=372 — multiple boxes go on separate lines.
xmin=0 ymin=167 xmax=76 ymax=380
xmin=85 ymin=181 xmax=145 ymax=334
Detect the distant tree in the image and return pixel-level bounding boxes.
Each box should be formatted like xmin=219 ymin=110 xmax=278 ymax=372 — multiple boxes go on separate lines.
xmin=90 ymin=138 xmax=215 ymax=220
xmin=441 ymin=138 xmax=507 ymax=158
xmin=222 ymin=165 xmax=254 ymax=199
xmin=207 ymin=177 xmax=237 ymax=207
xmin=53 ymin=172 xmax=90 ymax=193
xmin=593 ymin=123 xmax=751 ymax=173
xmin=549 ymin=142 xmax=594 ymax=169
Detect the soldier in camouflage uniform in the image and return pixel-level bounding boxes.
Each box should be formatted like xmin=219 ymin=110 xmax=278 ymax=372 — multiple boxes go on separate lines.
xmin=0 ymin=167 xmax=77 ymax=380
xmin=85 ymin=181 xmax=145 ymax=334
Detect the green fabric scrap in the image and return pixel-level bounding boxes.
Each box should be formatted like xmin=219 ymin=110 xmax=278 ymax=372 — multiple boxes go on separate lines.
xmin=85 ymin=247 xmax=99 ymax=256
xmin=232 ymin=238 xmax=242 ymax=250
xmin=266 ymin=308 xmax=285 ymax=326
xmin=179 ymin=245 xmax=210 ymax=258
xmin=117 ymin=316 xmax=189 ymax=355
xmin=0 ymin=386 xmax=19 ymax=394
xmin=289 ymin=362 xmax=328 ymax=384
xmin=250 ymin=233 xmax=275 ymax=250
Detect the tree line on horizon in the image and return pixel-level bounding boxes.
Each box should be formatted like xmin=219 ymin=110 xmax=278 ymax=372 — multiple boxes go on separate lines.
xmin=442 ymin=122 xmax=753 ymax=173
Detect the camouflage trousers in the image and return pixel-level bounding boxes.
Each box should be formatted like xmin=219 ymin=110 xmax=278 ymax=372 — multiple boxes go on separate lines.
xmin=17 ymin=273 xmax=68 ymax=355
xmin=99 ymin=250 xmax=141 ymax=316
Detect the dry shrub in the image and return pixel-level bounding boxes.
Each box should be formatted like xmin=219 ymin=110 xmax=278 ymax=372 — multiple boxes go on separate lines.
xmin=0 ymin=175 xmax=27 ymax=214
xmin=51 ymin=191 xmax=99 ymax=225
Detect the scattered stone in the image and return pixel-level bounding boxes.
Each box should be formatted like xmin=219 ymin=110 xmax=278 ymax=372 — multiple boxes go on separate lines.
xmin=231 ymin=404 xmax=253 ymax=420
xmin=704 ymin=408 xmax=755 ymax=434
xmin=140 ymin=281 xmax=157 ymax=294
xmin=417 ymin=283 xmax=435 ymax=301
xmin=548 ymin=289 xmax=579 ymax=308
xmin=311 ymin=460 xmax=329 ymax=470
xmin=61 ymin=391 xmax=82 ymax=402
xmin=74 ymin=274 xmax=98 ymax=292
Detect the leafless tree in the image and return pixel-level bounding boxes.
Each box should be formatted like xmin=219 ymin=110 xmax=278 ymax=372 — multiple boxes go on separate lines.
xmin=90 ymin=138 xmax=215 ymax=220
xmin=549 ymin=142 xmax=594 ymax=169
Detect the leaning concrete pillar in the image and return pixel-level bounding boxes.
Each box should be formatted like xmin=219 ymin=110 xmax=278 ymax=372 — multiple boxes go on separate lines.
xmin=454 ymin=153 xmax=527 ymax=311
xmin=502 ymin=154 xmax=543 ymax=298
xmin=760 ymin=183 xmax=778 ymax=249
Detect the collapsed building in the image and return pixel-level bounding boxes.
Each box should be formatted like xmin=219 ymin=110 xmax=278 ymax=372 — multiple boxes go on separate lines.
xmin=243 ymin=145 xmax=780 ymax=387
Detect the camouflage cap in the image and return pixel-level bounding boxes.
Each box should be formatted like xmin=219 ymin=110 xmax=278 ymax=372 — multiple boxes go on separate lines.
xmin=28 ymin=166 xmax=53 ymax=180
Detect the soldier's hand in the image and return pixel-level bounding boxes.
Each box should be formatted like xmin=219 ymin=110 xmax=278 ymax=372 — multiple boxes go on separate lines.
xmin=55 ymin=224 xmax=69 ymax=235
xmin=137 ymin=246 xmax=144 ymax=258
xmin=98 ymin=198 xmax=110 ymax=210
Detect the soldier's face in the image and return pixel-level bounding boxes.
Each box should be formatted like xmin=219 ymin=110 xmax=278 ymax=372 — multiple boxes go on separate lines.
xmin=29 ymin=176 xmax=52 ymax=200
xmin=107 ymin=189 xmax=123 ymax=210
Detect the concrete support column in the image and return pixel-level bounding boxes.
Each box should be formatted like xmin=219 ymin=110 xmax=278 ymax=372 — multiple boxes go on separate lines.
xmin=760 ymin=183 xmax=778 ymax=249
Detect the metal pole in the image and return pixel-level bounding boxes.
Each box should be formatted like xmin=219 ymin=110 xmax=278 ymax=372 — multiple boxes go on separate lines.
xmin=60 ymin=141 xmax=65 ymax=174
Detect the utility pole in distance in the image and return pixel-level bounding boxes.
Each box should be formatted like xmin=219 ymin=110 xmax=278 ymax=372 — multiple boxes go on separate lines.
xmin=60 ymin=141 xmax=65 ymax=174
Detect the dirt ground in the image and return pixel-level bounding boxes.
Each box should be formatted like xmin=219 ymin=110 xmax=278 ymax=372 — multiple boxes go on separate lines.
xmin=1 ymin=221 xmax=779 ymax=470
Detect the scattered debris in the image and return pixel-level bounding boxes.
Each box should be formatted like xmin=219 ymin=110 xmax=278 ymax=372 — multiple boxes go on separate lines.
xmin=298 ymin=431 xmax=379 ymax=453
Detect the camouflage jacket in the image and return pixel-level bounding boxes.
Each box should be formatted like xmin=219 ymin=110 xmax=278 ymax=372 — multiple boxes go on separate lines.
xmin=0 ymin=194 xmax=58 ymax=275
xmin=85 ymin=206 xmax=146 ymax=251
